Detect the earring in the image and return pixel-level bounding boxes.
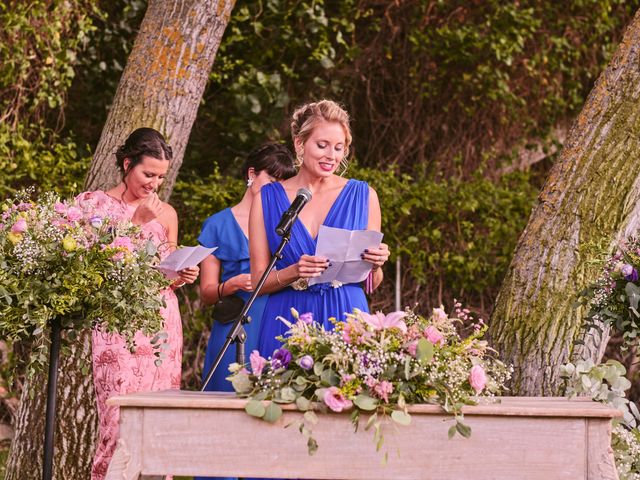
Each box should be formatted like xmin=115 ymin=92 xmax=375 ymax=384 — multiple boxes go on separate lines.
xmin=247 ymin=177 xmax=254 ymax=187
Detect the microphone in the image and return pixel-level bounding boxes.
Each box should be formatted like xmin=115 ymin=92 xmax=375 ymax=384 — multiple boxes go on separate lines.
xmin=276 ymin=187 xmax=312 ymax=236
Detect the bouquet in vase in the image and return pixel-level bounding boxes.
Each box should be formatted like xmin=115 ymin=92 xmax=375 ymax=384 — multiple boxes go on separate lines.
xmin=0 ymin=190 xmax=171 ymax=371
xmin=228 ymin=304 xmax=511 ymax=455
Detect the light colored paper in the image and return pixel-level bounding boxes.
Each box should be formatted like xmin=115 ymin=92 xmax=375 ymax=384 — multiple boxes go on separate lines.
xmin=157 ymin=245 xmax=217 ymax=279
xmin=309 ymin=225 xmax=383 ymax=286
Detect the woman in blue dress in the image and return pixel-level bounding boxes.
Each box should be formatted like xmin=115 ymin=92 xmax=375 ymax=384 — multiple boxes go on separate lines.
xmin=198 ymin=143 xmax=296 ymax=395
xmin=250 ymin=100 xmax=391 ymax=358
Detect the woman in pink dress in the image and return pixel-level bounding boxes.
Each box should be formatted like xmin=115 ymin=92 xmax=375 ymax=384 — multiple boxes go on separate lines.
xmin=76 ymin=128 xmax=199 ymax=479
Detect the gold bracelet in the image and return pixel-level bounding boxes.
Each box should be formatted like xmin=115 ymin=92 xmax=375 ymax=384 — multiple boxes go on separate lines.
xmin=275 ymin=269 xmax=286 ymax=287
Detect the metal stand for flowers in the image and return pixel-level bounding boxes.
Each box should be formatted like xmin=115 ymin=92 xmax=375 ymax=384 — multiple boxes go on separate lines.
xmin=202 ymin=229 xmax=292 ymax=391
xmin=42 ymin=317 xmax=62 ymax=480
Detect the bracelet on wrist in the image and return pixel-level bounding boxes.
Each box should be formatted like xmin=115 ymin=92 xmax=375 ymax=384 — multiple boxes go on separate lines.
xmin=275 ymin=269 xmax=286 ymax=287
xmin=217 ymin=281 xmax=226 ymax=300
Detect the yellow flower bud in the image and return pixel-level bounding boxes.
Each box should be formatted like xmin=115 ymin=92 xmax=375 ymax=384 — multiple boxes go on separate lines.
xmin=62 ymin=236 xmax=77 ymax=252
xmin=7 ymin=232 xmax=22 ymax=244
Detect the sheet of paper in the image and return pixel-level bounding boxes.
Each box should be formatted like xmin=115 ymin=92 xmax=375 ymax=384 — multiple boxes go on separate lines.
xmin=157 ymin=245 xmax=217 ymax=279
xmin=309 ymin=225 xmax=384 ymax=286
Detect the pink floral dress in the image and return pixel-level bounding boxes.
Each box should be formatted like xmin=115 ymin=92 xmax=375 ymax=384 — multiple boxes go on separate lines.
xmin=76 ymin=191 xmax=182 ymax=480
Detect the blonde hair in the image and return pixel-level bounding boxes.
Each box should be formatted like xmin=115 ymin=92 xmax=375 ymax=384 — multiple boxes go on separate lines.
xmin=290 ymin=100 xmax=352 ymax=174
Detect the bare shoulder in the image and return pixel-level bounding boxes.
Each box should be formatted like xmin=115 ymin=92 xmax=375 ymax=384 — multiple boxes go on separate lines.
xmin=160 ymin=202 xmax=178 ymax=228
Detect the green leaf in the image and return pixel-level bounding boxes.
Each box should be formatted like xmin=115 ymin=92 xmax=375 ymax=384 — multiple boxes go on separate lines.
xmin=263 ymin=401 xmax=283 ymax=423
xmin=391 ymin=410 xmax=411 ymax=426
xmin=626 ymin=282 xmax=640 ymax=311
xmin=354 ymin=394 xmax=378 ymax=411
xmin=416 ymin=338 xmax=434 ymax=364
xmin=448 ymin=424 xmax=457 ymax=439
xmin=245 ymin=400 xmax=266 ymax=418
xmin=296 ymin=396 xmax=311 ymax=411
xmin=304 ymin=410 xmax=319 ymax=425
xmin=277 ymin=387 xmax=297 ymax=403
xmin=365 ymin=412 xmax=378 ymax=431
xmin=455 ymin=420 xmax=472 ymax=438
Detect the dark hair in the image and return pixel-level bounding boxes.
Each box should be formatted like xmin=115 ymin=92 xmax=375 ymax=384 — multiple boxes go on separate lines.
xmin=241 ymin=143 xmax=296 ymax=181
xmin=115 ymin=128 xmax=173 ymax=176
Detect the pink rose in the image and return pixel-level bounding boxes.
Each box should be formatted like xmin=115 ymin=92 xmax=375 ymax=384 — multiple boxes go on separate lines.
xmin=66 ymin=206 xmax=83 ymax=222
xmin=424 ymin=326 xmax=445 ymax=346
xmin=250 ymin=350 xmax=267 ymax=377
xmin=406 ymin=340 xmax=418 ymax=357
xmin=469 ymin=365 xmax=487 ymax=394
xmin=11 ymin=218 xmax=27 ymax=233
xmin=323 ymin=386 xmax=353 ymax=412
xmin=54 ymin=202 xmax=67 ymax=214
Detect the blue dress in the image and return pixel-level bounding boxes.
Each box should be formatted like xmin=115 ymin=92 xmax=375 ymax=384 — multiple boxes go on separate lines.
xmin=198 ymin=208 xmax=267 ymax=391
xmin=258 ymin=179 xmax=371 ymax=358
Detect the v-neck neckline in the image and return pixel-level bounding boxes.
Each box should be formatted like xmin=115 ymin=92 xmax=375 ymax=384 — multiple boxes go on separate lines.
xmin=277 ymin=180 xmax=352 ymax=241
xmin=228 ymin=207 xmax=249 ymax=241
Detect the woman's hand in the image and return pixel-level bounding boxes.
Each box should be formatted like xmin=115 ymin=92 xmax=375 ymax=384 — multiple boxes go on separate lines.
xmin=228 ymin=273 xmax=253 ymax=292
xmin=361 ymin=243 xmax=390 ymax=271
xmin=175 ymin=266 xmax=199 ymax=287
xmin=295 ymin=254 xmax=330 ymax=279
xmin=132 ymin=192 xmax=164 ymax=225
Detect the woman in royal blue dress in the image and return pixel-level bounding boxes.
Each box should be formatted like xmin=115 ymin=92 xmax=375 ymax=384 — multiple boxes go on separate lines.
xmin=198 ymin=143 xmax=296 ymax=395
xmin=250 ymin=100 xmax=390 ymax=358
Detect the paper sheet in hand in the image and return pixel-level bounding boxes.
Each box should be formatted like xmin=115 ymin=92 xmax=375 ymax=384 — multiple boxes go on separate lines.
xmin=157 ymin=245 xmax=217 ymax=279
xmin=309 ymin=225 xmax=383 ymax=286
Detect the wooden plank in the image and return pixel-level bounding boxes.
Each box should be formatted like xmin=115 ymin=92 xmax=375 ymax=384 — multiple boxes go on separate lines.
xmin=107 ymin=390 xmax=622 ymax=419
xmin=136 ymin=406 xmax=588 ymax=479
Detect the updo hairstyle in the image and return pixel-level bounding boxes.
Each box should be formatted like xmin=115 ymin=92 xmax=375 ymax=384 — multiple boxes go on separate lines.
xmin=115 ymin=128 xmax=173 ymax=177
xmin=241 ymin=143 xmax=296 ymax=182
xmin=290 ymin=99 xmax=352 ymax=172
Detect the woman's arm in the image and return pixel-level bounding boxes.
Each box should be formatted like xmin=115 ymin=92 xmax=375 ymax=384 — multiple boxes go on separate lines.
xmin=200 ymin=254 xmax=253 ymax=305
xmin=363 ymin=186 xmax=389 ymax=291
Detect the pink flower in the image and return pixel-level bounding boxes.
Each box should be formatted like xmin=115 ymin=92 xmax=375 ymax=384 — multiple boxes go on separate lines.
xmin=323 ymin=386 xmax=353 ymax=412
xmin=111 ymin=236 xmax=135 ymax=253
xmin=54 ymin=202 xmax=67 ymax=214
xmin=469 ymin=365 xmax=487 ymax=394
xmin=432 ymin=306 xmax=448 ymax=322
xmin=11 ymin=218 xmax=27 ymax=233
xmin=406 ymin=340 xmax=418 ymax=357
xmin=424 ymin=325 xmax=445 ymax=346
xmin=372 ymin=380 xmax=393 ymax=403
xmin=361 ymin=311 xmax=407 ymax=333
xmin=66 ymin=206 xmax=83 ymax=222
xmin=250 ymin=350 xmax=267 ymax=377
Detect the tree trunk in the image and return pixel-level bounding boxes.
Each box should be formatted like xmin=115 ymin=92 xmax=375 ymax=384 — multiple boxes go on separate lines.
xmin=6 ymin=1 xmax=234 ymax=478
xmin=489 ymin=9 xmax=640 ymax=396
xmin=84 ymin=0 xmax=235 ymax=198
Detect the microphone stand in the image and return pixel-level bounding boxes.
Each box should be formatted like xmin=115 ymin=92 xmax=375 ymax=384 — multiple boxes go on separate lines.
xmin=201 ymin=228 xmax=292 ymax=391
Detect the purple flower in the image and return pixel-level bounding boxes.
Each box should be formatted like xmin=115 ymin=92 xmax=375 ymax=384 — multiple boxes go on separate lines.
xmin=297 ymin=355 xmax=314 ymax=370
xmin=89 ymin=215 xmax=103 ymax=228
xmin=621 ymin=264 xmax=639 ymax=282
xmin=298 ymin=312 xmax=314 ymax=324
xmin=271 ymin=348 xmax=292 ymax=370
xmin=11 ymin=218 xmax=27 ymax=234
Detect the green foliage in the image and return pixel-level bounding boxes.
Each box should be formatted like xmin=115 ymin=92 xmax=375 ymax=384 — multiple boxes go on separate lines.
xmin=351 ymin=164 xmax=537 ymax=308
xmin=561 ymin=359 xmax=640 ymax=478
xmin=0 ymin=0 xmax=98 ymax=199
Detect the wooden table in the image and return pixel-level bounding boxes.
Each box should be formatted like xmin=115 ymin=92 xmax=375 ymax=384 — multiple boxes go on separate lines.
xmin=105 ymin=391 xmax=621 ymax=480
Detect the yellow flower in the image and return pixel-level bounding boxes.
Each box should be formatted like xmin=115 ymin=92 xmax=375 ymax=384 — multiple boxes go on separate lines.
xmin=62 ymin=236 xmax=77 ymax=252
xmin=7 ymin=232 xmax=22 ymax=244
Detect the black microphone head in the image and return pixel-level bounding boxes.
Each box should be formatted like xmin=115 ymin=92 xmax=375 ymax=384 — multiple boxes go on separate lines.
xmin=297 ymin=187 xmax=312 ymax=202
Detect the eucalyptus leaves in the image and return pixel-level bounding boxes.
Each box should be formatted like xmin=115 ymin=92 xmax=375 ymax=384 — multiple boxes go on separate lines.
xmin=228 ymin=306 xmax=511 ymax=455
